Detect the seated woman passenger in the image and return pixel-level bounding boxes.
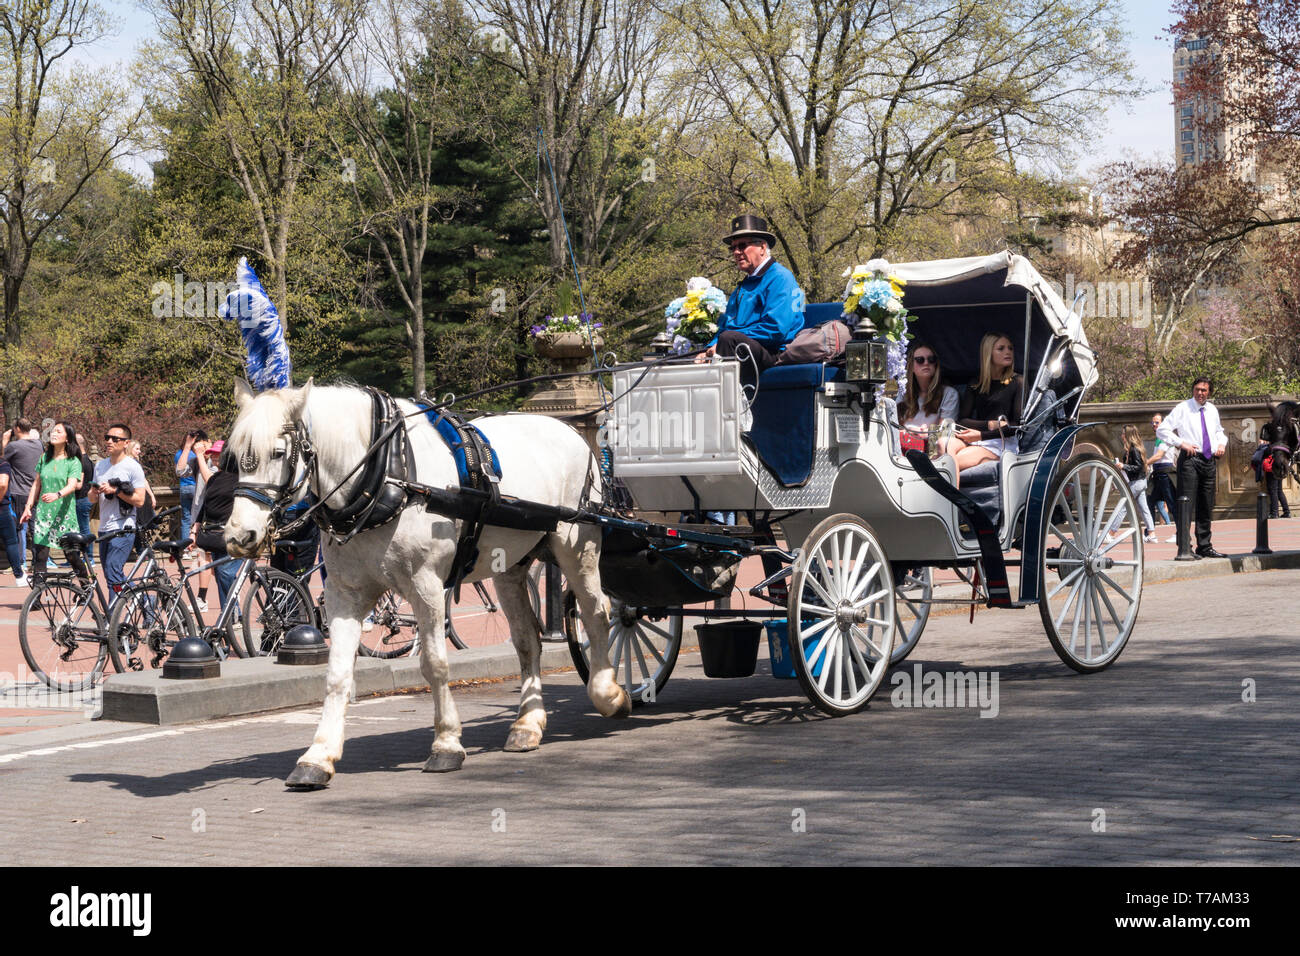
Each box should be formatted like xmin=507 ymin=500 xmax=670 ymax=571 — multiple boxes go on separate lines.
xmin=943 ymin=333 xmax=1023 ymax=474
xmin=897 ymin=341 xmax=958 ymax=451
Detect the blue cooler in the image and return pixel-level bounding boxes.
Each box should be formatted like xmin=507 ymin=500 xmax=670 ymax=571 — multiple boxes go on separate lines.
xmin=765 ymin=619 xmax=823 ymax=679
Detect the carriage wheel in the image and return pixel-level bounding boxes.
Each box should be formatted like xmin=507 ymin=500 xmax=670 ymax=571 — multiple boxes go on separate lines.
xmin=564 ymin=594 xmax=682 ymax=705
xmin=788 ymin=514 xmax=896 ymax=716
xmin=889 ymin=566 xmax=932 ymax=665
xmin=1039 ymin=454 xmax=1143 ymax=672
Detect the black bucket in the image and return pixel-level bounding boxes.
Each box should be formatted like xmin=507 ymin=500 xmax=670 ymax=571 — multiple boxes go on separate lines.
xmin=696 ymin=620 xmax=762 ymax=678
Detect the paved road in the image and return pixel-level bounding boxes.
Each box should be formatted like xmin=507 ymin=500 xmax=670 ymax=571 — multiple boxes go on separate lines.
xmin=0 ymin=569 xmax=1296 ymax=866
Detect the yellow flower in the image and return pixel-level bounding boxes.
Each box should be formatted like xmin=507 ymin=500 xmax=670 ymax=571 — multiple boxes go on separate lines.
xmin=888 ymin=276 xmax=906 ymax=298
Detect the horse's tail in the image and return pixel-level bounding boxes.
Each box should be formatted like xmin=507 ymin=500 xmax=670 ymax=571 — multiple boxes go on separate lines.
xmin=586 ymin=444 xmax=606 ymax=509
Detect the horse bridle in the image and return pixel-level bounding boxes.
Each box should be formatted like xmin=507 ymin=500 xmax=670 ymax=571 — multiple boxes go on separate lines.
xmin=233 ymin=420 xmax=314 ymax=521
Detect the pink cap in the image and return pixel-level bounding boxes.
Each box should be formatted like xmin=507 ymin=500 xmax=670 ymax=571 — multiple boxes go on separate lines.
xmin=205 ymin=439 xmax=225 ymax=457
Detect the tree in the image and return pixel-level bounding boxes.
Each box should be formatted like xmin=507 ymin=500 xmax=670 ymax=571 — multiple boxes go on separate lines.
xmin=0 ymin=0 xmax=141 ymax=419
xmin=1100 ymin=160 xmax=1257 ymax=351
xmin=140 ymin=0 xmax=365 ymax=336
xmin=676 ymin=0 xmax=1142 ymax=299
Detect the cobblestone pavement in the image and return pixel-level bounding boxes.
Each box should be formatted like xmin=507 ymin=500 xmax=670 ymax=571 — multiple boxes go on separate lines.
xmin=0 ymin=569 xmax=1296 ymax=866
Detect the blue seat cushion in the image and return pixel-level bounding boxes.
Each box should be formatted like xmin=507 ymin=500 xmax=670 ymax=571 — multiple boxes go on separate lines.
xmin=747 ymin=365 xmax=844 ymax=486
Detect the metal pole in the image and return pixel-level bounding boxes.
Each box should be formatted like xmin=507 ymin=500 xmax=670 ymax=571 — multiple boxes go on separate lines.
xmin=1174 ymin=494 xmax=1196 ymax=561
xmin=1253 ymin=492 xmax=1273 ymax=555
xmin=542 ymin=561 xmax=566 ymax=642
xmin=1021 ymin=292 xmax=1032 ymax=417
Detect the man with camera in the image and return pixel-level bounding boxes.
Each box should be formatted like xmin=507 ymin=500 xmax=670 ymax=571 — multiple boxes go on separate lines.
xmin=88 ymin=423 xmax=148 ymax=594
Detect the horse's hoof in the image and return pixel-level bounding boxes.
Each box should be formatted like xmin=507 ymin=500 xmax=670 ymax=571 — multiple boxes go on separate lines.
xmin=423 ymin=751 xmax=465 ymax=773
xmin=285 ymin=763 xmax=331 ymax=790
xmin=504 ymin=728 xmax=542 ymax=752
xmin=608 ymin=686 xmax=633 ymax=719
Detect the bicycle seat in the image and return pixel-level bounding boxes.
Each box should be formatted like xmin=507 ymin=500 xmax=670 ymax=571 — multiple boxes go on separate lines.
xmin=151 ymin=539 xmax=189 ymax=557
xmin=57 ymin=532 xmax=96 ymax=551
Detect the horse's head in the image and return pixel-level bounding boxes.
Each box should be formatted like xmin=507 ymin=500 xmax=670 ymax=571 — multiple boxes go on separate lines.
xmin=1267 ymin=401 xmax=1300 ymax=483
xmin=225 ymin=377 xmax=314 ymax=558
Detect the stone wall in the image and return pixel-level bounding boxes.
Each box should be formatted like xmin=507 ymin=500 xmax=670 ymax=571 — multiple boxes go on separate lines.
xmin=1079 ymin=396 xmax=1298 ymax=518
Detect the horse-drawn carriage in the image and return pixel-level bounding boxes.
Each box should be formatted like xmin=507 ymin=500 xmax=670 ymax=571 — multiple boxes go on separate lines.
xmin=577 ymin=251 xmax=1144 ymax=716
xmin=225 ymin=251 xmax=1144 ymax=786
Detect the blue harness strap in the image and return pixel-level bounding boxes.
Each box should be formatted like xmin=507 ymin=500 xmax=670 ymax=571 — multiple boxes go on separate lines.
xmin=424 ymin=409 xmax=502 ymax=485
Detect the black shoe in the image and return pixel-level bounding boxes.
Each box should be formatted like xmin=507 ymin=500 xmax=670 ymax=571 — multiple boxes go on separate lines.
xmin=1191 ymin=551 xmax=1203 ymax=560
xmin=1197 ymin=548 xmax=1228 ymax=559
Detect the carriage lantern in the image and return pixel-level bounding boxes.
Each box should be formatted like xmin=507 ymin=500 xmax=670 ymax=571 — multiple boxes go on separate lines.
xmin=844 ymin=326 xmax=889 ymax=409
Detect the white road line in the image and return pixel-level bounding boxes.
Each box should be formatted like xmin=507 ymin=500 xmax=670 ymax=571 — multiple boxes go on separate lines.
xmin=0 ymin=694 xmax=415 ymax=766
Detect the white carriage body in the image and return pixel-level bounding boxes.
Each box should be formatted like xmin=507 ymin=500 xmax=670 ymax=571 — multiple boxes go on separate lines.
xmin=610 ymin=252 xmax=1092 ymax=563
xmin=611 ymin=362 xmax=1043 ymax=562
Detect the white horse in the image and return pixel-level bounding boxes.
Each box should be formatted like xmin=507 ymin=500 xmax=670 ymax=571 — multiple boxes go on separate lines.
xmin=224 ymin=379 xmax=630 ymax=788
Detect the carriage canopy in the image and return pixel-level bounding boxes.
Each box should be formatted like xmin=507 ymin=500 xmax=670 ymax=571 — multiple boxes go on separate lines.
xmin=864 ymin=252 xmax=1097 ymax=393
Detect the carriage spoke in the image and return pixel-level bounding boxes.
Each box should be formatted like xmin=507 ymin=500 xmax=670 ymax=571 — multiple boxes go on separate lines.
xmin=1069 ymin=580 xmax=1085 ymax=652
xmin=828 ymin=533 xmax=843 ymax=596
xmin=1095 ymin=582 xmax=1126 ymax=632
xmin=815 ymin=631 xmax=837 ymax=693
xmin=1054 ymin=574 xmax=1084 ymax=630
xmin=1090 ymin=585 xmax=1108 ymax=654
xmin=1047 ymin=566 xmax=1085 ymax=600
xmin=800 ymin=601 xmax=835 ymax=618
xmin=843 ymin=536 xmax=874 ymax=599
xmin=799 ymin=616 xmax=838 ymax=641
xmin=1097 ymin=571 xmax=1136 ymax=605
xmin=805 ymin=569 xmax=838 ymax=610
xmin=846 ymin=625 xmax=883 ymax=661
xmin=845 ymin=629 xmax=873 ymax=681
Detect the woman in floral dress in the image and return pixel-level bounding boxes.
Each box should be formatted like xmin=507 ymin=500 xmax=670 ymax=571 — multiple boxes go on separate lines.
xmin=21 ymin=421 xmax=88 ymax=583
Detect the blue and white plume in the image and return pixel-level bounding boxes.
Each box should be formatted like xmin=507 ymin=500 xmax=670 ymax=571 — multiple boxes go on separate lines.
xmin=220 ymin=257 xmax=291 ymax=391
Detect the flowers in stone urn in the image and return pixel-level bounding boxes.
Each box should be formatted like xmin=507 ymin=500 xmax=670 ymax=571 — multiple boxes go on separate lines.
xmin=529 ymin=312 xmax=601 ymax=338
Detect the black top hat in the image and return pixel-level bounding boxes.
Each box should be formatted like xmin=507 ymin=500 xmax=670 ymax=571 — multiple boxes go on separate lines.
xmin=722 ymin=214 xmax=776 ymax=247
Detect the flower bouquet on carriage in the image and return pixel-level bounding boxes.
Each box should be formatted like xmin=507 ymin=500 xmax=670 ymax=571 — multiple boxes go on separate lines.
xmin=663 ymin=276 xmax=728 ymax=354
xmin=842 ymin=258 xmax=914 ymax=401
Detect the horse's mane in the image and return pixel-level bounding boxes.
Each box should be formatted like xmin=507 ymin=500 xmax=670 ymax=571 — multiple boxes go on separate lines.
xmin=229 ymin=383 xmax=371 ymax=464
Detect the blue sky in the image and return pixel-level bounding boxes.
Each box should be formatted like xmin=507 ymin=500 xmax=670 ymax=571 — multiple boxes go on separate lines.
xmin=92 ymin=0 xmax=1177 ymax=178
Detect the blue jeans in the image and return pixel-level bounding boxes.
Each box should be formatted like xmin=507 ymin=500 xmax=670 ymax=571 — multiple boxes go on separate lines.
xmin=76 ymin=497 xmax=94 ymax=565
xmin=212 ymin=555 xmax=247 ymax=610
xmin=102 ymin=535 xmax=134 ymax=593
xmin=0 ymin=500 xmax=25 ymax=577
xmin=179 ymin=486 xmax=195 ymax=544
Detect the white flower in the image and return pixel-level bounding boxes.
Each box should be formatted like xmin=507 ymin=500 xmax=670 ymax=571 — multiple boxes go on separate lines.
xmin=686 ymin=276 xmax=711 ymax=293
xmin=865 ymin=257 xmax=891 ymax=274
xmin=885 ymin=296 xmax=903 ymax=314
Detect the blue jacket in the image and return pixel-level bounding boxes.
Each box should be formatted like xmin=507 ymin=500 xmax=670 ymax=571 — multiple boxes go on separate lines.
xmin=712 ymin=260 xmax=805 ymax=348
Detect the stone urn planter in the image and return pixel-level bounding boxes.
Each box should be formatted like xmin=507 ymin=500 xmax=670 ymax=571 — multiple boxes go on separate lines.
xmin=531 ymin=330 xmax=603 ymax=361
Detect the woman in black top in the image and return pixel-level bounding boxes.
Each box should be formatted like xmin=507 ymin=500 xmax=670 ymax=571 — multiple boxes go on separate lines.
xmin=943 ymin=333 xmax=1023 ymax=475
xmin=184 ymin=448 xmax=247 ymax=611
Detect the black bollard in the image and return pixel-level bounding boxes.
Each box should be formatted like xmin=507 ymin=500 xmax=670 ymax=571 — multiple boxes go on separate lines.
xmin=162 ymin=636 xmax=221 ymax=679
xmin=276 ymin=624 xmax=330 ymax=665
xmin=1174 ymin=494 xmax=1197 ymax=561
xmin=1253 ymin=491 xmax=1273 ymax=555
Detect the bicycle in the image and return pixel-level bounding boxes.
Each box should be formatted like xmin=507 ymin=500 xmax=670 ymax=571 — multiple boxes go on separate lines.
xmin=17 ymin=508 xmax=182 ymax=692
xmin=107 ymin=551 xmax=268 ymax=672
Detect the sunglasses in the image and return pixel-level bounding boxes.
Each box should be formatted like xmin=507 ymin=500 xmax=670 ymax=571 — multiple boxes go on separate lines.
xmin=913 ymin=355 xmax=938 ymax=365
xmin=729 ymin=240 xmax=757 ymax=252
xmin=104 ymin=434 xmax=127 ymax=442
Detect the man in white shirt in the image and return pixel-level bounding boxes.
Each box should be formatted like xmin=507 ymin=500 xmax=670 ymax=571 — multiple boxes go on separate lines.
xmin=88 ymin=423 xmax=148 ymax=593
xmin=1156 ymin=377 xmax=1228 ymax=558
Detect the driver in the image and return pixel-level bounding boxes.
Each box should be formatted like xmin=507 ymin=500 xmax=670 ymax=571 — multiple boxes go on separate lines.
xmin=695 ymin=214 xmax=805 ymax=377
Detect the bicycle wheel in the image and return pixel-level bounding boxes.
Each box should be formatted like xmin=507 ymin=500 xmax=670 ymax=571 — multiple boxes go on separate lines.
xmin=240 ymin=569 xmax=317 ymax=657
xmin=358 ymin=590 xmax=419 ymax=658
xmin=444 ymin=565 xmax=542 ymax=650
xmin=18 ymin=580 xmax=108 ymax=692
xmin=108 ymin=584 xmax=198 ymax=672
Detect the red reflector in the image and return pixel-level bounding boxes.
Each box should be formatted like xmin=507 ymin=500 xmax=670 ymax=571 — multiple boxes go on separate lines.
xmin=666 ymin=528 xmax=679 ymax=537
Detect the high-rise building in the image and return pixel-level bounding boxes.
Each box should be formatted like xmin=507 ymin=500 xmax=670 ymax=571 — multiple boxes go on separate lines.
xmin=1172 ymin=5 xmax=1262 ymax=178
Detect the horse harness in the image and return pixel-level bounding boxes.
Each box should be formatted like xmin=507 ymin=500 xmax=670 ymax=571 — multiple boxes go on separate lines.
xmin=234 ymin=388 xmax=588 ymax=593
